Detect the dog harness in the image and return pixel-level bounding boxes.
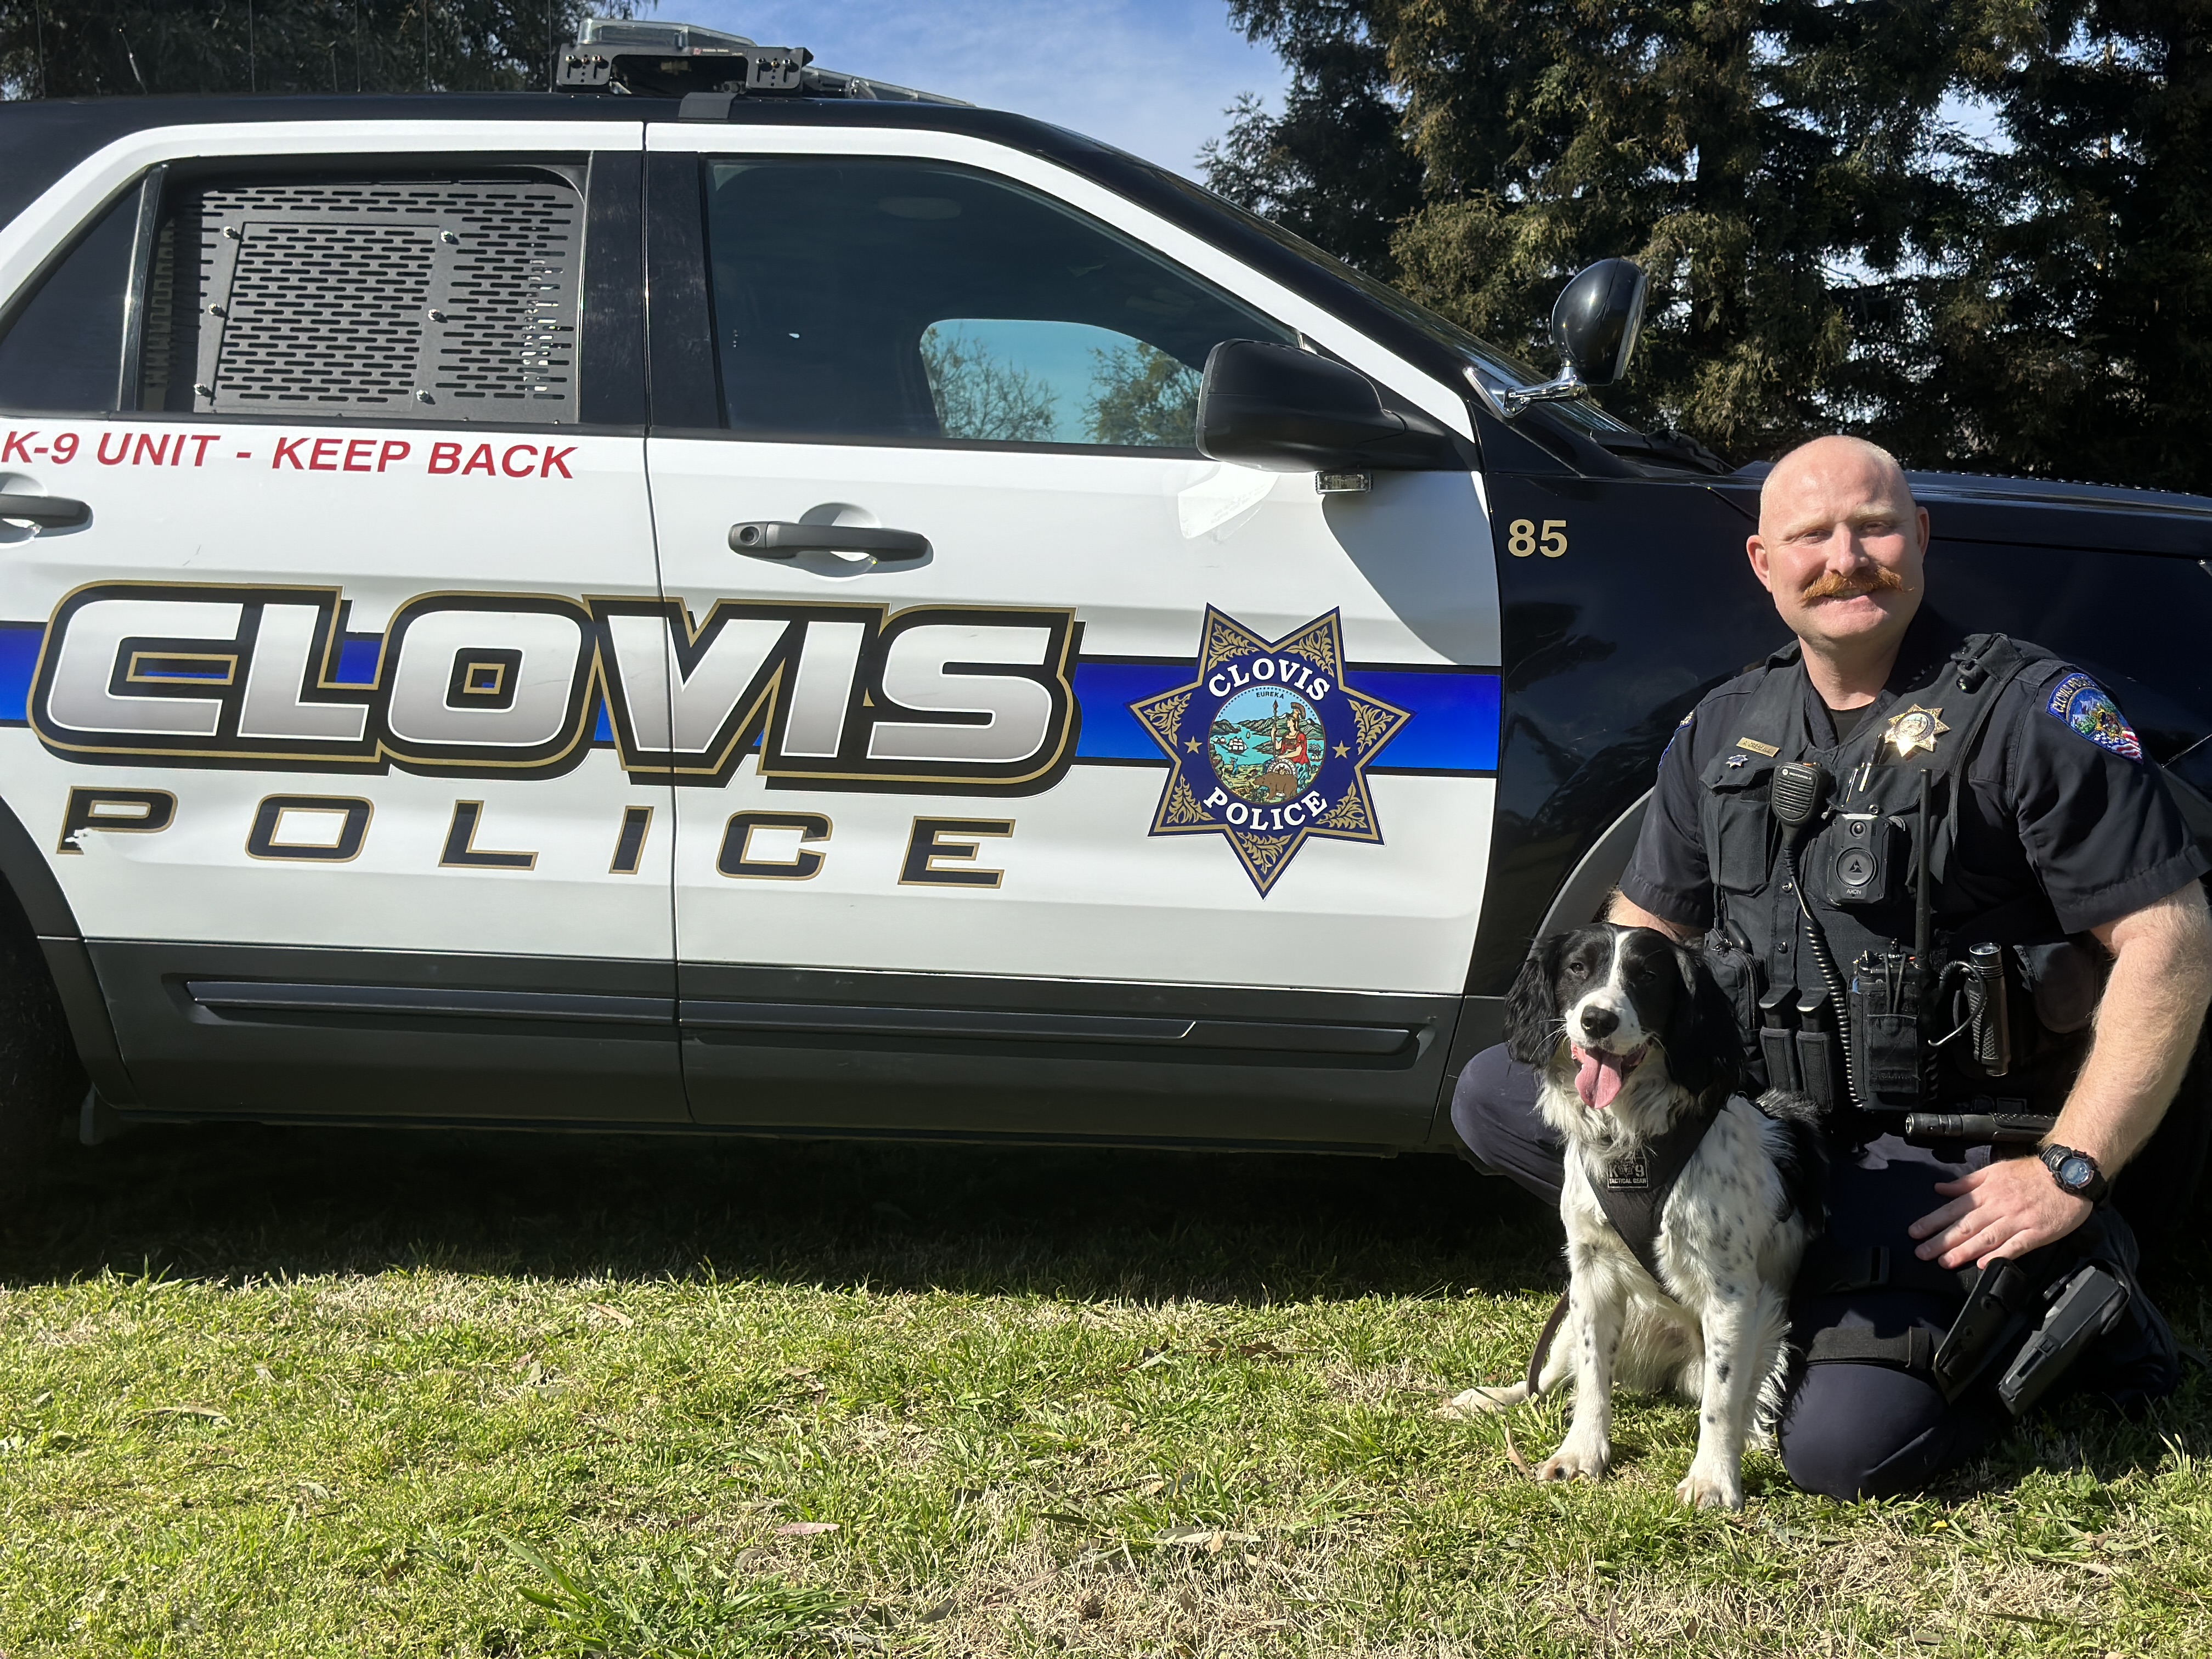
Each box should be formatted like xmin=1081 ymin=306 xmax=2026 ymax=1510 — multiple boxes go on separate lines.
xmin=1584 ymin=1093 xmax=1725 ymax=1286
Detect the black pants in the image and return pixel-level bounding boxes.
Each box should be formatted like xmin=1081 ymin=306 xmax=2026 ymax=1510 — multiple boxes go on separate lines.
xmin=1449 ymin=1045 xmax=2176 ymax=1500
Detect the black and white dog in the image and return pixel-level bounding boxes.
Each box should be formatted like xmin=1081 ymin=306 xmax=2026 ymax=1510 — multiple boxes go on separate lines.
xmin=1453 ymin=924 xmax=1823 ymax=1510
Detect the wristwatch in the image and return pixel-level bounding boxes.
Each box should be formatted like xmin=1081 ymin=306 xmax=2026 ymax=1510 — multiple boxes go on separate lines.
xmin=2040 ymin=1144 xmax=2109 ymax=1204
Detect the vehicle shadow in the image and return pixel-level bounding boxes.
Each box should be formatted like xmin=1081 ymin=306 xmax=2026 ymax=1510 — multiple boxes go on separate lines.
xmin=0 ymin=1118 xmax=1566 ymax=1304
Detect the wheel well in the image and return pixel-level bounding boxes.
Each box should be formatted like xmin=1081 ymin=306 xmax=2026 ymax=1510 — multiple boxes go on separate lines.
xmin=1536 ymin=791 xmax=1650 ymax=939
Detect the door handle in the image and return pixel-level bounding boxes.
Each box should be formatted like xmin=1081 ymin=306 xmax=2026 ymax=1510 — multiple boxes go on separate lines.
xmin=729 ymin=521 xmax=930 ymax=562
xmin=0 ymin=493 xmax=91 ymax=528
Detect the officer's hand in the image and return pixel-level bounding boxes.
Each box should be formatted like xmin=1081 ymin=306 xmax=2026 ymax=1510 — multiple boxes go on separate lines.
xmin=1908 ymin=1157 xmax=2095 ymax=1269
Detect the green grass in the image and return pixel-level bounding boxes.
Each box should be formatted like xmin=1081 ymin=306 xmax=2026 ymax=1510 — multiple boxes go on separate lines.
xmin=1 ymin=1120 xmax=2209 ymax=1656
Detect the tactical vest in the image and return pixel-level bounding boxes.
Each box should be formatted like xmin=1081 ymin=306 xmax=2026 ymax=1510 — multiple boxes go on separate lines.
xmin=1696 ymin=630 xmax=2091 ymax=1121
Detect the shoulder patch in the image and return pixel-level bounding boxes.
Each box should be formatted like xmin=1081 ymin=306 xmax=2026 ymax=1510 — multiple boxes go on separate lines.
xmin=2045 ymin=672 xmax=2143 ymax=761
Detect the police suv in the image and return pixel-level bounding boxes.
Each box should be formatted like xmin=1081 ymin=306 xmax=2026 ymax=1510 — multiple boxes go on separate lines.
xmin=0 ymin=18 xmax=2206 ymax=1190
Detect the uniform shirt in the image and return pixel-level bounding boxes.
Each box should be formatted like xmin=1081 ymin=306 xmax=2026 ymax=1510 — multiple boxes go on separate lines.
xmin=1620 ymin=607 xmax=2209 ymax=939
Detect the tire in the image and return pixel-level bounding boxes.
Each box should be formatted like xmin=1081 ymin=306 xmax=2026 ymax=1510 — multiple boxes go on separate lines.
xmin=0 ymin=883 xmax=85 ymax=1207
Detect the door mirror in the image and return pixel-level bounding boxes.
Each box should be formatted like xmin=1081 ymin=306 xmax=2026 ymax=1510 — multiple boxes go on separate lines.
xmin=1196 ymin=340 xmax=1462 ymax=473
xmin=1499 ymin=257 xmax=1649 ymax=416
xmin=1551 ymin=258 xmax=1647 ymax=386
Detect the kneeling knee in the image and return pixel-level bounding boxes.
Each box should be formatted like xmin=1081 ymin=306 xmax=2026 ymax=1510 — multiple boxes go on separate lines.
xmin=1776 ymin=1363 xmax=1973 ymax=1501
xmin=1778 ymin=1420 xmax=1893 ymax=1502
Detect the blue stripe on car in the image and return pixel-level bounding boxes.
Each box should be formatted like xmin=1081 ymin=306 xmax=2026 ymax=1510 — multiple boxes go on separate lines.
xmin=0 ymin=627 xmax=1496 ymax=770
xmin=1072 ymin=658 xmax=1499 ymax=773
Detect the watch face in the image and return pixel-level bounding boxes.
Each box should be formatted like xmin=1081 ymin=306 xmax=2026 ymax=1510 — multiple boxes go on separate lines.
xmin=2057 ymin=1154 xmax=2096 ymax=1192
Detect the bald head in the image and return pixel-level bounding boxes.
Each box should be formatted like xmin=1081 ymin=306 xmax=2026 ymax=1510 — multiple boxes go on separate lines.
xmin=1759 ymin=436 xmax=1916 ymax=529
xmin=1747 ymin=434 xmax=1929 ymax=696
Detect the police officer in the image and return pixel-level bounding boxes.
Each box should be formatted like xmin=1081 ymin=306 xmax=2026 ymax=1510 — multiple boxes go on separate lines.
xmin=1454 ymin=435 xmax=2212 ymax=1500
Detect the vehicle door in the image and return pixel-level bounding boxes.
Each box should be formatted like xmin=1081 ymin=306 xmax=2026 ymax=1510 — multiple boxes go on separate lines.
xmin=0 ymin=119 xmax=682 ymax=1122
xmin=639 ymin=125 xmax=1503 ymax=1146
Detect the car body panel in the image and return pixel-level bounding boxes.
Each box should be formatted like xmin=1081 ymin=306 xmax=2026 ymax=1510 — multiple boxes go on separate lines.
xmin=0 ymin=92 xmax=2200 ymax=1150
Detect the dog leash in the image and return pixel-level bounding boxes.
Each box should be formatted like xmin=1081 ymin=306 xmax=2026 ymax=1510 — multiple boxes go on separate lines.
xmin=1525 ymin=1290 xmax=1575 ymax=1395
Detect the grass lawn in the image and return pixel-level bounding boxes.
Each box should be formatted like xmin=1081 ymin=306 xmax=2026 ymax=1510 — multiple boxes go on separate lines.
xmin=0 ymin=1120 xmax=2207 ymax=1657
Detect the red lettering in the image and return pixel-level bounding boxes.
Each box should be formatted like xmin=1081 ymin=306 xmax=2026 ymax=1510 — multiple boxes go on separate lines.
xmin=500 ymin=443 xmax=536 ymax=478
xmin=189 ymin=434 xmax=220 ymax=466
xmin=97 ymin=431 xmax=132 ymax=465
xmin=428 ymin=442 xmax=462 ymax=475
xmin=538 ymin=445 xmax=575 ymax=479
xmin=273 ymin=436 xmax=307 ymax=469
xmin=342 ymin=439 xmax=375 ymax=473
xmin=132 ymin=432 xmax=170 ymax=466
xmin=309 ymin=438 xmax=340 ymax=472
xmin=0 ymin=431 xmax=30 ymax=464
xmin=376 ymin=439 xmax=411 ymax=472
xmin=461 ymin=443 xmax=496 ymax=477
xmin=52 ymin=432 xmax=78 ymax=464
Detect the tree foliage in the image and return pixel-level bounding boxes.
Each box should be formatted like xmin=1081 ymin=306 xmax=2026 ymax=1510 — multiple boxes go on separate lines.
xmin=0 ymin=1 xmax=636 ymax=99
xmin=1198 ymin=3 xmax=1423 ymax=275
xmin=1086 ymin=342 xmax=1203 ymax=447
xmin=921 ymin=325 xmax=1060 ymax=444
xmin=1210 ymin=1 xmax=2212 ymax=490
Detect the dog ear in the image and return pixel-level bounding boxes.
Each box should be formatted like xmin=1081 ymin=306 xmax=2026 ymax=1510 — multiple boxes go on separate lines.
xmin=1504 ymin=934 xmax=1568 ymax=1066
xmin=1664 ymin=940 xmax=1745 ymax=1099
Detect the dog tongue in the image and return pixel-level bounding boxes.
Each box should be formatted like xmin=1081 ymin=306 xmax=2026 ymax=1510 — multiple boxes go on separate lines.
xmin=1572 ymin=1044 xmax=1633 ymax=1110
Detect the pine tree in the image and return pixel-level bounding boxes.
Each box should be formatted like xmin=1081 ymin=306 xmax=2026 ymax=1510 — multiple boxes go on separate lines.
xmin=0 ymin=1 xmax=637 ymax=99
xmin=1228 ymin=3 xmax=1991 ymax=460
xmin=1212 ymin=3 xmax=2212 ymax=479
xmin=1203 ymin=3 xmax=1424 ymax=274
xmin=1901 ymin=3 xmax=2212 ymax=491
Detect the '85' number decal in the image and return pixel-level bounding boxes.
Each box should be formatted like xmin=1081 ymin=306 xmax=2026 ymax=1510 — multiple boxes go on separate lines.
xmin=1505 ymin=518 xmax=1568 ymax=558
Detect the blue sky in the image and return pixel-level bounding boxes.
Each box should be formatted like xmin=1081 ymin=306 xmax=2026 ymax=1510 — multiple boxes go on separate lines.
xmin=658 ymin=2 xmax=1287 ymax=178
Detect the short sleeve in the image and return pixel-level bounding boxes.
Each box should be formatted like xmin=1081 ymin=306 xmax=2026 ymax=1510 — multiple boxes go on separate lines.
xmin=2003 ymin=665 xmax=2209 ymax=934
xmin=1618 ymin=710 xmax=1714 ymax=930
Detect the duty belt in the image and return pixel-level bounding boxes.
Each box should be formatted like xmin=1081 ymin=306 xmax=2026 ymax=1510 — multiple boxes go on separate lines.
xmin=1796 ymin=1239 xmax=2129 ymax=1414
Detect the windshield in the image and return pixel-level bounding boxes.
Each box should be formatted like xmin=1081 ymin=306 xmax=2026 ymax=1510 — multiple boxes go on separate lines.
xmin=1135 ymin=162 xmax=1637 ymax=436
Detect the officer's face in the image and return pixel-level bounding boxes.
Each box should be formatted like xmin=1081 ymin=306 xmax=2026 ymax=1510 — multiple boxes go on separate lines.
xmin=1748 ymin=441 xmax=1928 ymax=659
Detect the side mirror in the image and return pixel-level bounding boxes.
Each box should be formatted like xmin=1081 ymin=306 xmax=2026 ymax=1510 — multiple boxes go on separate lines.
xmin=1500 ymin=257 xmax=1649 ymax=416
xmin=1197 ymin=341 xmax=1463 ymax=474
xmin=1551 ymin=258 xmax=1647 ymax=386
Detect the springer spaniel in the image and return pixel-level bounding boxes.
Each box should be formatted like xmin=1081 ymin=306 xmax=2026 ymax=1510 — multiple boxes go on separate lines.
xmin=1453 ymin=924 xmax=1824 ymax=1510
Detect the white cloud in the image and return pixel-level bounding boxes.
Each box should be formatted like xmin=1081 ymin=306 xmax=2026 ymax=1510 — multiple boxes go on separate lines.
xmin=653 ymin=1 xmax=1285 ymax=177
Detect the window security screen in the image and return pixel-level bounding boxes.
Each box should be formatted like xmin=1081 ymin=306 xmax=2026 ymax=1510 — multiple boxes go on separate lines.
xmin=141 ymin=173 xmax=584 ymax=423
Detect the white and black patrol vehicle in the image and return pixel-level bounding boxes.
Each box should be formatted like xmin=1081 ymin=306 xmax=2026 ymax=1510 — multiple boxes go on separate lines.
xmin=0 ymin=18 xmax=2206 ymax=1190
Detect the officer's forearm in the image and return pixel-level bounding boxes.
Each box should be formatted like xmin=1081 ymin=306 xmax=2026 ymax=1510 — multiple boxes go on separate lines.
xmin=2061 ymin=883 xmax=2212 ymax=1171
xmin=1604 ymin=890 xmax=1696 ymax=943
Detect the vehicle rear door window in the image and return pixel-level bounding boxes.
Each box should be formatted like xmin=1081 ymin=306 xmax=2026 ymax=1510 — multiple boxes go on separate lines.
xmin=139 ymin=170 xmax=585 ymax=422
xmin=0 ymin=188 xmax=140 ymax=414
xmin=701 ymin=158 xmax=1293 ymax=447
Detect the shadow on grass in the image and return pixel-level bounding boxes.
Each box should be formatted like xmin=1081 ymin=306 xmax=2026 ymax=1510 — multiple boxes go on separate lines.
xmin=0 ymin=1118 xmax=1566 ymax=1303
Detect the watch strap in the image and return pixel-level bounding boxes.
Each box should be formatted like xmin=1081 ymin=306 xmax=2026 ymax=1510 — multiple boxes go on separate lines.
xmin=2040 ymin=1143 xmax=2110 ymax=1204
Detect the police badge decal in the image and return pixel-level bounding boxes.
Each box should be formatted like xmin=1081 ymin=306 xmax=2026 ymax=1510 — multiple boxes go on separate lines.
xmin=1130 ymin=607 xmax=1412 ymax=895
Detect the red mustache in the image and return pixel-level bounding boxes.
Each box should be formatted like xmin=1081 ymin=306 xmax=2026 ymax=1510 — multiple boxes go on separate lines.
xmin=1802 ymin=566 xmax=1905 ymax=601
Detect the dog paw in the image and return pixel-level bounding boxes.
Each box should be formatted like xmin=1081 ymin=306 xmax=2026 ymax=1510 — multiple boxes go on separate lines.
xmin=1436 ymin=1383 xmax=1528 ymax=1418
xmin=1534 ymin=1441 xmax=1609 ymax=1483
xmin=1674 ymin=1460 xmax=1744 ymax=1511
